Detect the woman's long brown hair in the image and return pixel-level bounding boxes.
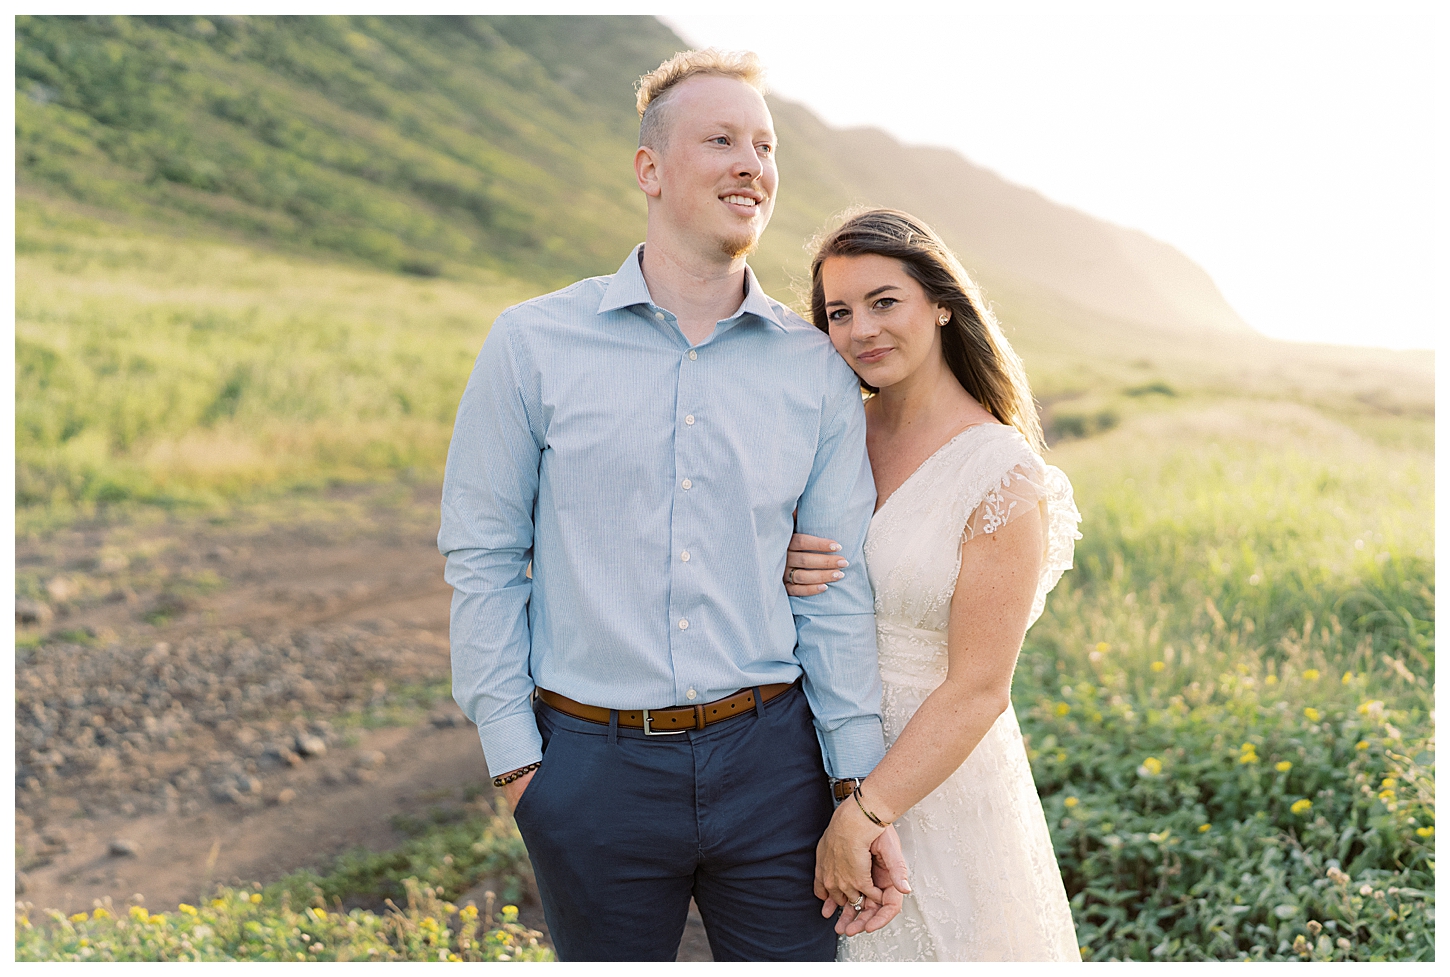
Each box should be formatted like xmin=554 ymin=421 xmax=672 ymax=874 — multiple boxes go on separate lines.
xmin=810 ymin=208 xmax=1046 ymax=453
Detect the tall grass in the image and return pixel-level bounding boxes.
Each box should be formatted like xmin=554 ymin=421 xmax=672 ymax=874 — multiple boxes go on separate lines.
xmin=15 ymin=196 xmax=519 ymax=523
xmin=1017 ymin=404 xmax=1434 ymax=960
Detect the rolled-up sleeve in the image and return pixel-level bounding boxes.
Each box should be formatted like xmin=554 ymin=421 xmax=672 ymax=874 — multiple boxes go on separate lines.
xmin=438 ymin=313 xmax=545 ymax=778
xmin=791 ymin=363 xmax=885 ymax=779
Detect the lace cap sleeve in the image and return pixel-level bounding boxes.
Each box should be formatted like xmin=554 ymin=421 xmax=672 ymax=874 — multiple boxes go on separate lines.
xmin=963 ymin=459 xmax=1083 ymax=627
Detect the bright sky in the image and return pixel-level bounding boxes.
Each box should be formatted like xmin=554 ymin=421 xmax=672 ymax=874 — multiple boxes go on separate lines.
xmin=663 ymin=1 xmax=1445 ymax=350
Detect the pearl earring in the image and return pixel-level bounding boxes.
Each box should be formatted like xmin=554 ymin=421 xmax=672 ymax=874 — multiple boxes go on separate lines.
xmin=938 ymin=314 xmax=950 ymax=325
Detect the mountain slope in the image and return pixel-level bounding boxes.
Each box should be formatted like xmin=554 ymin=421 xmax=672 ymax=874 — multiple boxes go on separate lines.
xmin=17 ymin=13 xmax=1248 ymax=336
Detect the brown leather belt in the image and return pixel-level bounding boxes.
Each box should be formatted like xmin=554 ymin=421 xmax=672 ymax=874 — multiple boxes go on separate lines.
xmin=536 ymin=679 xmax=797 ymax=736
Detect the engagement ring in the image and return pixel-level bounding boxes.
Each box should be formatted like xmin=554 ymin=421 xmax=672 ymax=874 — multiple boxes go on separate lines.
xmin=851 ymin=896 xmax=864 ymax=912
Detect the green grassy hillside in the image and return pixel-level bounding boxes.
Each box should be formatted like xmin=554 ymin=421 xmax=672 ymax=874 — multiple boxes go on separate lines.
xmin=16 ymin=15 xmax=665 ymax=286
xmin=17 ymin=14 xmax=1252 ymax=337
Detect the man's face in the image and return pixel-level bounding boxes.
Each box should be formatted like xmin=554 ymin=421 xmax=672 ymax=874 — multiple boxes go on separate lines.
xmin=650 ymin=75 xmax=778 ymax=260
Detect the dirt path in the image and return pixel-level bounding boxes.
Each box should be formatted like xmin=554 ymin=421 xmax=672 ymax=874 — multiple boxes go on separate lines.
xmin=14 ymin=485 xmax=713 ymax=959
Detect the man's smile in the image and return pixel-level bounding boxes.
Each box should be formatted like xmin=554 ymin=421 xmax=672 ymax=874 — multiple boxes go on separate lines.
xmin=720 ymin=190 xmax=763 ymax=215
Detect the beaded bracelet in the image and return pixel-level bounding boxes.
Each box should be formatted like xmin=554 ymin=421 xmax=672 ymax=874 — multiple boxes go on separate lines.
xmin=853 ymin=784 xmax=891 ymax=828
xmin=492 ymin=762 xmax=541 ymax=788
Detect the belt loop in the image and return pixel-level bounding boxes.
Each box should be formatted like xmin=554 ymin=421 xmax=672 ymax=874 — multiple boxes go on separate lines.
xmin=753 ymin=686 xmax=765 ymax=720
xmin=607 ymin=708 xmax=619 ymax=745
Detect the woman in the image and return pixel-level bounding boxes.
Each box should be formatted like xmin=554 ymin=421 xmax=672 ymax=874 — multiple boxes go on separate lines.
xmin=787 ymin=209 xmax=1082 ymax=961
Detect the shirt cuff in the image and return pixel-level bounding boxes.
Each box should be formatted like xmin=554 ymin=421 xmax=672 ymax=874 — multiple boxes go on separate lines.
xmin=477 ymin=710 xmax=544 ymax=779
xmin=818 ymin=715 xmax=886 ymax=780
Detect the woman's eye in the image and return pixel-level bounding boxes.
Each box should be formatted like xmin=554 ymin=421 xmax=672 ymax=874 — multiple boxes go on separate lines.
xmin=828 ymin=309 xmax=850 ymax=322
xmin=873 ymin=297 xmax=898 ymax=310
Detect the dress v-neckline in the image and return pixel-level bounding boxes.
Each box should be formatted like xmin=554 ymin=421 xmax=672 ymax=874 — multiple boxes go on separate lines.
xmin=871 ymin=422 xmax=1003 ymax=521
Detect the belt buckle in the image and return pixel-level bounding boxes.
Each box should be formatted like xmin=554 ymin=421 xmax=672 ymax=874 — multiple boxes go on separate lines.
xmin=641 ymin=708 xmax=689 ymax=736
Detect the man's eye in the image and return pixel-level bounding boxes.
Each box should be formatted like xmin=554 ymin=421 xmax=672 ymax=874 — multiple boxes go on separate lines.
xmin=711 ymin=136 xmax=729 ymax=146
xmin=757 ymin=144 xmax=775 ymax=155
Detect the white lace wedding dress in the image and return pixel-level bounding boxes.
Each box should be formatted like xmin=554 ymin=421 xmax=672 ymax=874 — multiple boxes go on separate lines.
xmin=839 ymin=423 xmax=1083 ymax=962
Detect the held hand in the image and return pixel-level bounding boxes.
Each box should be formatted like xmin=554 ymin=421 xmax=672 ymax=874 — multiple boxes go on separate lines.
xmin=502 ymin=769 xmax=535 ymax=812
xmin=785 ymin=533 xmax=848 ymax=596
xmin=814 ymin=795 xmax=886 ymax=924
xmin=825 ymin=825 xmax=911 ymax=936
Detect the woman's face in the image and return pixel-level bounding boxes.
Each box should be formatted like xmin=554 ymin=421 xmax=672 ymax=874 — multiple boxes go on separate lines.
xmin=820 ymin=254 xmax=949 ymax=392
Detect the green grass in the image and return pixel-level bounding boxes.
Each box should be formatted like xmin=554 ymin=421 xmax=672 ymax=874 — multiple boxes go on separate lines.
xmin=1017 ymin=405 xmax=1434 ymax=960
xmin=16 ymin=800 xmax=548 ymax=962
xmin=15 ymin=194 xmax=518 ymax=522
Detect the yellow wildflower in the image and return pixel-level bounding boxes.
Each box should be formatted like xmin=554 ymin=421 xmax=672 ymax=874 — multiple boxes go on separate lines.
xmin=1238 ymin=750 xmax=1259 ymax=764
xmin=1151 ymin=661 xmax=1165 ymax=673
xmin=1416 ymin=826 xmax=1434 ymax=838
xmin=502 ymin=905 xmax=519 ymax=916
xmin=1198 ymin=823 xmax=1211 ymax=833
xmin=129 ymin=906 xmax=149 ymax=921
xmin=1264 ymin=674 xmax=1277 ymax=685
xmin=178 ymin=903 xmax=197 ymax=915
xmin=212 ymin=898 xmax=226 ymax=908
xmin=1342 ymin=671 xmax=1353 ymax=685
xmin=1381 ymin=777 xmax=1397 ymax=788
xmin=1080 ymin=946 xmax=1091 ymax=957
xmin=148 ymin=914 xmax=165 ymax=925
xmin=69 ymin=912 xmax=88 ymax=923
xmin=1302 ymin=669 xmax=1320 ymax=681
xmin=1096 ymin=642 xmax=1109 ymax=653
xmin=1055 ymin=702 xmax=1071 ymax=716
xmin=1276 ymin=761 xmax=1292 ymax=772
xmin=1379 ymin=789 xmax=1395 ymax=801
xmin=1290 ymin=799 xmax=1312 ymax=815
xmin=460 ymin=905 xmax=479 ymax=918
xmin=1356 ymin=741 xmax=1370 ymax=750
xmin=1303 ymin=707 xmax=1321 ymax=722
xmin=250 ymin=893 xmax=263 ymax=904
xmin=1140 ymin=756 xmax=1163 ymax=775
xmin=1064 ymin=796 xmax=1079 ymax=808
xmin=91 ymin=908 xmax=110 ymax=919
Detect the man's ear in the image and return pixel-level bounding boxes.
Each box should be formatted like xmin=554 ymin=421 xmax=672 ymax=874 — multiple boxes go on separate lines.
xmin=635 ymin=145 xmax=663 ymax=198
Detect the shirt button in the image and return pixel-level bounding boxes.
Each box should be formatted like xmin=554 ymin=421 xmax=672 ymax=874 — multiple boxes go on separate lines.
xmin=685 ymin=414 xmax=695 ymax=425
xmin=681 ymin=550 xmax=690 ymax=562
xmin=681 ymin=478 xmax=692 ymax=490
xmin=686 ymin=689 xmax=697 ymax=700
xmin=655 ymin=311 xmax=665 ymax=320
xmin=679 ymin=619 xmax=689 ymax=630
xmin=688 ymin=350 xmax=697 ymax=360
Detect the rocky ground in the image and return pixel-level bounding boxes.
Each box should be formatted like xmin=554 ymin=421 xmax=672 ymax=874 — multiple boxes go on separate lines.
xmin=13 ymin=484 xmax=712 ymax=960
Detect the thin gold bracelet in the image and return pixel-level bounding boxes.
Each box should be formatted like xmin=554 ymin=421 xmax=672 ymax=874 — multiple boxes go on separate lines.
xmin=852 ymin=784 xmax=891 ymax=828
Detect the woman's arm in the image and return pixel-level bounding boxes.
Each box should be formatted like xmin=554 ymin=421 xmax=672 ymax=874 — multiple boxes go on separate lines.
xmin=814 ymin=501 xmax=1044 ymax=911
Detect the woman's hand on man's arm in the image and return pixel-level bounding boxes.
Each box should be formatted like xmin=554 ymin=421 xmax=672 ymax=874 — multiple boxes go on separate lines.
xmin=785 ymin=533 xmax=849 ymax=596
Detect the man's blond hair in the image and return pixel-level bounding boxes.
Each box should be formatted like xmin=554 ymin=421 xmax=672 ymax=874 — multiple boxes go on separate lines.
xmin=635 ymin=49 xmax=766 ymax=150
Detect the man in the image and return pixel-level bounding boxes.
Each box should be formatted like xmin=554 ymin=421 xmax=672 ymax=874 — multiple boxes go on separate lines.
xmin=439 ymin=49 xmax=902 ymax=962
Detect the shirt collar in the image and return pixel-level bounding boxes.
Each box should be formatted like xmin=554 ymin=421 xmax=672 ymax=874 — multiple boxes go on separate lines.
xmin=597 ymin=244 xmax=788 ymax=333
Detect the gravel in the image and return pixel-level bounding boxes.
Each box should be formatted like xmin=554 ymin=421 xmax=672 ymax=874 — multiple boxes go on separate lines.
xmin=14 ymin=623 xmax=449 ymax=818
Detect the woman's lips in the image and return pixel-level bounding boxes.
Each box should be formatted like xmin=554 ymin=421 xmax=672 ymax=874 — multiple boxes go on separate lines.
xmin=855 ymin=346 xmax=892 ymax=364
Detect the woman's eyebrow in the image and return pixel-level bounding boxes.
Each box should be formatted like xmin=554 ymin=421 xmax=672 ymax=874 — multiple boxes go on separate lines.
xmin=863 ymin=285 xmax=902 ymax=299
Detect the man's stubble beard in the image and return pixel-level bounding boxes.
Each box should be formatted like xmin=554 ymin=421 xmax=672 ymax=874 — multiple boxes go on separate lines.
xmin=719 ymin=227 xmax=760 ymax=261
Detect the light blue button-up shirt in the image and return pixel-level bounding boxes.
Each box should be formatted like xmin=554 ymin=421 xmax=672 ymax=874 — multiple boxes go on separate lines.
xmin=440 ymin=245 xmax=884 ymax=779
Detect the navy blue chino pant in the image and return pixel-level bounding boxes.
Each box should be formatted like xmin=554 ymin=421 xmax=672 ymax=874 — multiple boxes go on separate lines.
xmin=510 ymin=682 xmax=839 ymax=961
